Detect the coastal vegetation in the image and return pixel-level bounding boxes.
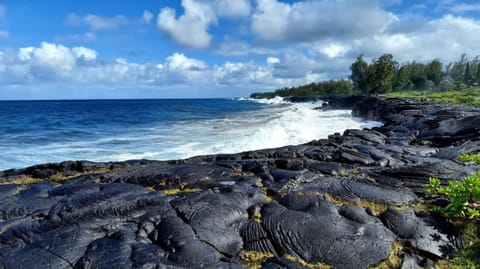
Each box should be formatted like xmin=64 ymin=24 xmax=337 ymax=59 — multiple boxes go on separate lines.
xmin=385 ymin=88 xmax=480 ymax=106
xmin=251 ymin=53 xmax=480 ymax=105
xmin=424 ymin=172 xmax=480 ymax=219
xmin=459 ymin=153 xmax=480 ymax=164
xmin=423 ymin=153 xmax=480 ymax=267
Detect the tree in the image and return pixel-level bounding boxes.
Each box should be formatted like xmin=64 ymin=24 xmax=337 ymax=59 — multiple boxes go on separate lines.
xmin=476 ymin=65 xmax=480 ymax=85
xmin=366 ymin=54 xmax=398 ymax=95
xmin=394 ymin=65 xmax=413 ymax=91
xmin=407 ymin=62 xmax=427 ymax=90
xmin=350 ymin=55 xmax=369 ymax=95
xmin=425 ymin=60 xmax=442 ymax=87
xmin=464 ymin=62 xmax=472 ymax=85
xmin=449 ymin=54 xmax=467 ymax=83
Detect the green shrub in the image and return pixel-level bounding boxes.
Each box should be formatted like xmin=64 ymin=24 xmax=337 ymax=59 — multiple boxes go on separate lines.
xmin=459 ymin=154 xmax=480 ymax=164
xmin=423 ymin=172 xmax=480 ymax=219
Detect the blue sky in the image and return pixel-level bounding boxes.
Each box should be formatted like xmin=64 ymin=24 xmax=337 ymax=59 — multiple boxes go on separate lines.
xmin=0 ymin=0 xmax=480 ymax=99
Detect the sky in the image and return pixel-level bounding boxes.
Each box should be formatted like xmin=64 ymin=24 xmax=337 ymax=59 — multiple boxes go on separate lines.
xmin=0 ymin=0 xmax=480 ymax=99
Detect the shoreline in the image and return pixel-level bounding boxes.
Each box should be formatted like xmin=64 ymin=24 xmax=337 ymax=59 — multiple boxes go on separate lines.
xmin=1 ymin=96 xmax=479 ymax=268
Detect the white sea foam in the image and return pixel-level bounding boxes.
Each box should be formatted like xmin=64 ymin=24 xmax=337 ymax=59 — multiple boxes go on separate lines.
xmin=242 ymin=96 xmax=287 ymax=105
xmin=99 ymin=100 xmax=382 ymax=162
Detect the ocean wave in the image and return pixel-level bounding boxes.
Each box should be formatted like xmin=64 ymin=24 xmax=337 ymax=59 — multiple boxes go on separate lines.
xmin=238 ymin=96 xmax=288 ymax=105
xmin=0 ymin=99 xmax=382 ymax=170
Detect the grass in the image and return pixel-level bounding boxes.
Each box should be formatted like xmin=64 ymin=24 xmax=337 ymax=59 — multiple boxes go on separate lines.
xmin=284 ymin=253 xmax=332 ymax=269
xmin=459 ymin=153 xmax=480 ymax=164
xmin=368 ymin=240 xmax=404 ymax=269
xmin=0 ymin=175 xmax=42 ymax=185
xmin=1 ymin=167 xmax=115 ymax=186
xmin=163 ymin=188 xmax=202 ymax=195
xmin=239 ymin=251 xmax=274 ymax=269
xmin=384 ymin=88 xmax=480 ymax=106
xmin=239 ymin=251 xmax=332 ymax=269
xmin=252 ymin=211 xmax=262 ymax=223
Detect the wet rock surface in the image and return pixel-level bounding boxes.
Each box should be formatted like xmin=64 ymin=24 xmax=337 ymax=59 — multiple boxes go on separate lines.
xmin=1 ymin=96 xmax=479 ymax=268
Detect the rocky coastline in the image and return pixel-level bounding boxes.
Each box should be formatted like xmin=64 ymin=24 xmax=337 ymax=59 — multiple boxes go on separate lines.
xmin=1 ymin=96 xmax=479 ymax=269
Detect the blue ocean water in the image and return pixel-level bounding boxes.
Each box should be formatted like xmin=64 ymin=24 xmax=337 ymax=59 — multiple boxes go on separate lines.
xmin=0 ymin=98 xmax=381 ymax=170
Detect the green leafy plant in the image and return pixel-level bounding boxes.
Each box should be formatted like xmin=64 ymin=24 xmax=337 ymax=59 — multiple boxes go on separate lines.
xmin=459 ymin=153 xmax=480 ymax=164
xmin=424 ymin=172 xmax=480 ymax=219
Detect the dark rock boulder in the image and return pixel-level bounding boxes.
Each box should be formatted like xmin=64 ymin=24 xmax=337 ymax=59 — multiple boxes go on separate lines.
xmin=381 ymin=209 xmax=459 ymax=258
xmin=257 ymin=202 xmax=396 ymax=269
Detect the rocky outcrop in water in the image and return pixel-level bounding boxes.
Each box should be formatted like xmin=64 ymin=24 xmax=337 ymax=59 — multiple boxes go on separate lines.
xmin=0 ymin=97 xmax=479 ymax=269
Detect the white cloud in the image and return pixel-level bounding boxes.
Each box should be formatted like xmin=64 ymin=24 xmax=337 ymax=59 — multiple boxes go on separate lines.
xmin=165 ymin=53 xmax=207 ymax=71
xmin=72 ymin=47 xmax=97 ymax=61
xmin=67 ymin=13 xmax=128 ymax=31
xmin=1 ymin=42 xmax=332 ymax=98
xmin=215 ymin=61 xmax=267 ymax=85
xmin=157 ymin=0 xmax=251 ymax=48
xmin=267 ymin=57 xmax=280 ymax=65
xmin=321 ymin=43 xmax=349 ymax=58
xmin=18 ymin=47 xmax=35 ymax=61
xmin=251 ymin=0 xmax=397 ymax=42
xmin=214 ymin=56 xmax=327 ymax=88
xmin=357 ymin=15 xmax=480 ymax=63
xmin=19 ymin=43 xmax=77 ymax=75
xmin=157 ymin=0 xmax=215 ymax=48
xmin=212 ymin=0 xmax=251 ymax=17
xmin=142 ymin=10 xmax=154 ymax=23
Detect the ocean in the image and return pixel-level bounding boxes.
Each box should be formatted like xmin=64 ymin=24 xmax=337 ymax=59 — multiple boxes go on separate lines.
xmin=0 ymin=98 xmax=381 ymax=170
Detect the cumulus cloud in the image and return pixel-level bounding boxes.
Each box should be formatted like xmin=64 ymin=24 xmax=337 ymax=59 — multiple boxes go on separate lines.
xmin=267 ymin=57 xmax=280 ymax=65
xmin=157 ymin=0 xmax=251 ymax=48
xmin=165 ymin=53 xmax=207 ymax=71
xmin=213 ymin=55 xmax=324 ymax=88
xmin=67 ymin=13 xmax=128 ymax=31
xmin=0 ymin=42 xmax=327 ymax=98
xmin=320 ymin=43 xmax=349 ymax=58
xmin=251 ymin=0 xmax=397 ymax=42
xmin=212 ymin=0 xmax=251 ymax=17
xmin=355 ymin=15 xmax=480 ymax=63
xmin=157 ymin=0 xmax=215 ymax=48
xmin=72 ymin=47 xmax=98 ymax=61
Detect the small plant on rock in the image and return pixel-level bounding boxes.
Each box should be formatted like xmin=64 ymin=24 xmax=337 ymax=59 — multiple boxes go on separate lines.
xmin=424 ymin=172 xmax=480 ymax=219
xmin=459 ymin=153 xmax=480 ymax=164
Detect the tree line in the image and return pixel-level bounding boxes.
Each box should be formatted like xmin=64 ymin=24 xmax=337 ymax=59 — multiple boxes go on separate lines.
xmin=250 ymin=54 xmax=480 ymax=98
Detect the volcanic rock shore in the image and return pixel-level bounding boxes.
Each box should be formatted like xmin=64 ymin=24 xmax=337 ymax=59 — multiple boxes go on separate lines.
xmin=1 ymin=96 xmax=479 ymax=269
